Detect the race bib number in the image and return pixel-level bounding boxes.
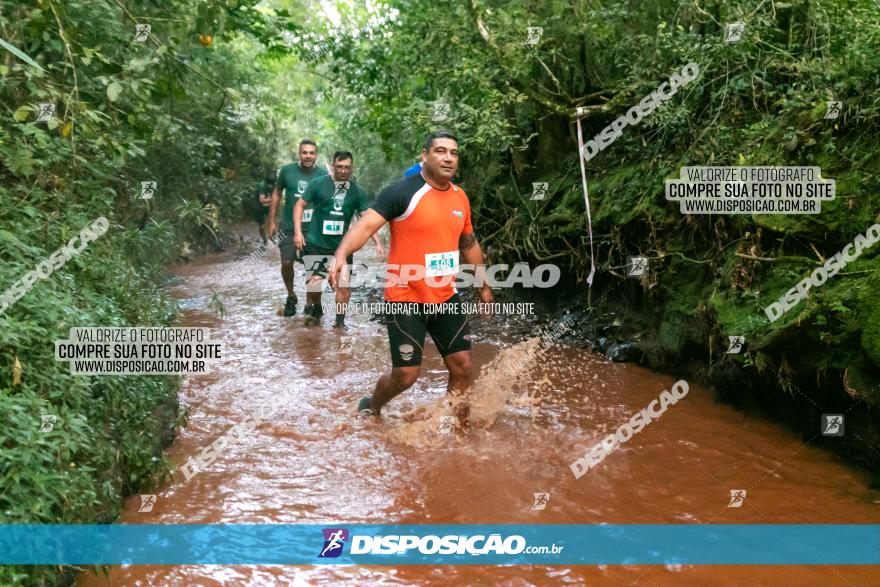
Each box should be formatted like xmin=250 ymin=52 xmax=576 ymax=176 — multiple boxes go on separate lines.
xmin=322 ymin=220 xmax=344 ymax=235
xmin=303 ymin=209 xmax=313 ymax=222
xmin=425 ymin=251 xmax=459 ymax=276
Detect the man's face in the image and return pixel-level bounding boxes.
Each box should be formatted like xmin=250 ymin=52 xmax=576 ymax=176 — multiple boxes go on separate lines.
xmin=333 ymin=157 xmax=352 ymax=181
xmin=422 ymin=138 xmax=458 ymax=182
xmin=299 ymin=144 xmax=317 ymax=168
xmin=333 ymin=159 xmax=352 ymax=181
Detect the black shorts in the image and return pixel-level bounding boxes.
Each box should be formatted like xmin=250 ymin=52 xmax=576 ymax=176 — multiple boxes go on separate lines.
xmin=253 ymin=205 xmax=270 ymax=224
xmin=383 ymin=293 xmax=472 ymax=367
xmin=277 ymin=228 xmax=302 ymax=263
xmin=302 ymin=246 xmax=352 ymax=280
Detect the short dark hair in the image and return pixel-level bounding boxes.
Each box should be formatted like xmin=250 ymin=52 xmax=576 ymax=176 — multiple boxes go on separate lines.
xmin=299 ymin=139 xmax=317 ymax=150
xmin=333 ymin=151 xmax=353 ymax=163
xmin=423 ymin=129 xmax=458 ymax=152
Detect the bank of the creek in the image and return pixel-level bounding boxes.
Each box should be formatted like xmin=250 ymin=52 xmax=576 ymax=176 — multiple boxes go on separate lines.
xmin=79 ymin=229 xmax=879 ymax=586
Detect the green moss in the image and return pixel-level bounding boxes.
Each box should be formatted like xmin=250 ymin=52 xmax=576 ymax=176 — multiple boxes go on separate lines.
xmin=860 ymin=272 xmax=880 ymax=368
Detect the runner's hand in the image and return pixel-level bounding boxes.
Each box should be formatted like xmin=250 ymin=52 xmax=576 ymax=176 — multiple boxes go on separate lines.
xmin=328 ymin=253 xmax=346 ymax=290
xmin=294 ymin=232 xmax=305 ymax=251
xmin=268 ymin=221 xmax=277 ymax=239
xmin=478 ymin=285 xmax=494 ymax=316
xmin=375 ymin=241 xmax=386 ymax=259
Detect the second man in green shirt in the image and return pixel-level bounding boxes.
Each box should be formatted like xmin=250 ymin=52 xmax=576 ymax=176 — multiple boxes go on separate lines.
xmin=293 ymin=151 xmax=384 ymax=328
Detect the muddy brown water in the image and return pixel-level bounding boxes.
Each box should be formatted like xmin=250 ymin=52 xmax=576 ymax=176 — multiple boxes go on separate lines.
xmin=79 ymin=230 xmax=879 ymax=586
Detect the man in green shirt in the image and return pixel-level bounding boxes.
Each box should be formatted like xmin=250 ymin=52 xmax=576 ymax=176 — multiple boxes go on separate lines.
xmin=252 ymin=173 xmax=275 ymax=244
xmin=268 ymin=139 xmax=328 ymax=316
xmin=293 ymin=151 xmax=384 ymax=328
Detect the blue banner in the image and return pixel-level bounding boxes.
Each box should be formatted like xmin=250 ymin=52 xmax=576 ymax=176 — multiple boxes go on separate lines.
xmin=0 ymin=524 xmax=877 ymax=565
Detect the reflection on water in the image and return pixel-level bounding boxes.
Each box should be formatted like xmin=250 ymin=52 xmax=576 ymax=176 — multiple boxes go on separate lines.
xmin=79 ymin=231 xmax=880 ymax=586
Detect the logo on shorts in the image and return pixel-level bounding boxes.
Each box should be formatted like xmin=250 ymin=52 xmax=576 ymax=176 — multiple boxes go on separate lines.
xmin=318 ymin=528 xmax=349 ymax=558
xmin=398 ymin=344 xmax=414 ymax=361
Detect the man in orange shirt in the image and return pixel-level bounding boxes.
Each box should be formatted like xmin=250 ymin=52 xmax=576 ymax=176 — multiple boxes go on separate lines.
xmin=329 ymin=130 xmax=493 ymax=423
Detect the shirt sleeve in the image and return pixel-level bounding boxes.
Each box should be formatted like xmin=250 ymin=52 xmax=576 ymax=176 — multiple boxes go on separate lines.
xmin=301 ymin=179 xmax=319 ymax=204
xmin=370 ymin=183 xmax=408 ymax=221
xmin=357 ymin=187 xmax=370 ymax=214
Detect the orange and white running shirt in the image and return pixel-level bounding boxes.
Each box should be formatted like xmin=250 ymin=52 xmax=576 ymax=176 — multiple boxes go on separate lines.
xmin=371 ymin=172 xmax=474 ymax=304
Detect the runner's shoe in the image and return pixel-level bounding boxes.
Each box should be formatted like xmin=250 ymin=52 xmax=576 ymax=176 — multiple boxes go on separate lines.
xmin=357 ymin=396 xmax=376 ymax=416
xmin=303 ymin=303 xmax=320 ymax=326
xmin=283 ymin=295 xmax=298 ymax=317
xmin=333 ymin=314 xmax=346 ymax=329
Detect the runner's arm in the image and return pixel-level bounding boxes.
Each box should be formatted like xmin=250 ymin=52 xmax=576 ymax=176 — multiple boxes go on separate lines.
xmin=370 ymin=232 xmax=385 ymax=259
xmin=357 ymin=192 xmax=384 ymax=258
xmin=329 ymin=210 xmax=387 ymax=289
xmin=267 ymin=185 xmax=282 ymax=237
xmin=293 ymin=198 xmax=306 ymax=250
xmin=459 ymin=232 xmax=493 ymax=304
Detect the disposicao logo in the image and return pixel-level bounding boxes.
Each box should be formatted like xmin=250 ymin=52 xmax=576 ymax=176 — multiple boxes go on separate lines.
xmin=316 ymin=529 xmax=562 ymax=558
xmin=318 ymin=528 xmax=349 ymax=558
xmin=349 ymin=534 xmax=529 ymax=555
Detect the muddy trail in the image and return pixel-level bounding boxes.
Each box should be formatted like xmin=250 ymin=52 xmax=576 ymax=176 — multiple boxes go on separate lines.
xmin=79 ymin=227 xmax=879 ymax=586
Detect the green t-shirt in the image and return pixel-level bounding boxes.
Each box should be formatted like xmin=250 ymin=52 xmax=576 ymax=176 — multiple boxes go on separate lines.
xmin=254 ymin=179 xmax=273 ymax=206
xmin=276 ymin=163 xmax=328 ymax=231
xmin=303 ymin=175 xmax=370 ymax=251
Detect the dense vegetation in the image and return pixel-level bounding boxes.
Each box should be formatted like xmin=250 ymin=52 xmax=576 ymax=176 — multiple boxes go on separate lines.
xmin=1 ymin=0 xmax=878 ymax=584
xmin=312 ymin=0 xmax=880 ymax=467
xmin=0 ymin=1 xmax=302 ymax=584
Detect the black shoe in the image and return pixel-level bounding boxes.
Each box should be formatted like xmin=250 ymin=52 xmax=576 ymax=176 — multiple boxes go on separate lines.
xmin=357 ymin=396 xmax=376 ymax=416
xmin=303 ymin=304 xmax=319 ymax=326
xmin=283 ymin=295 xmax=298 ymax=317
xmin=333 ymin=315 xmax=346 ymax=329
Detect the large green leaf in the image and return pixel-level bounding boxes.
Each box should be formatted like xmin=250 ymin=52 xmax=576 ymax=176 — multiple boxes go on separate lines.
xmin=0 ymin=37 xmax=44 ymax=71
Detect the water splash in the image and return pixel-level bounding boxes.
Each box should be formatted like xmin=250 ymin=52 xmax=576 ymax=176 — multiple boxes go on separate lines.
xmin=385 ymin=337 xmax=549 ymax=447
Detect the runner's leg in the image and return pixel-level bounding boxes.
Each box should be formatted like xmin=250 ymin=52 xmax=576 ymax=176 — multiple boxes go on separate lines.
xmin=333 ymin=255 xmax=354 ymax=327
xmin=303 ymin=249 xmax=331 ymax=324
xmin=276 ymin=229 xmax=298 ymax=315
xmin=427 ymin=294 xmax=473 ymax=424
xmin=334 ymin=285 xmax=350 ymax=326
xmin=370 ymin=366 xmax=421 ymax=414
xmin=441 ymin=350 xmax=473 ymax=424
xmin=364 ymin=307 xmax=427 ymax=414
xmin=305 ymin=276 xmax=323 ymax=308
